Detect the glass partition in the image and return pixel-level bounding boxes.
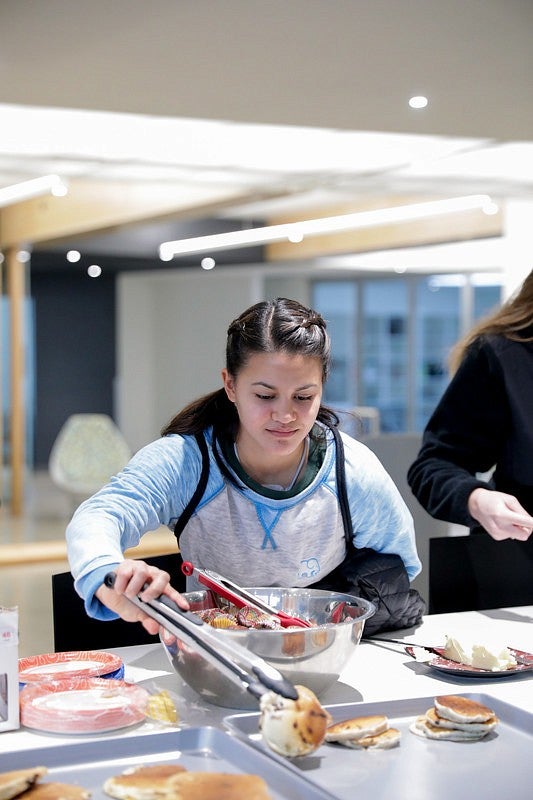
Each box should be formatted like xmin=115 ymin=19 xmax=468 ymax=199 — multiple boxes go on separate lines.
xmin=313 ymin=273 xmax=502 ymax=434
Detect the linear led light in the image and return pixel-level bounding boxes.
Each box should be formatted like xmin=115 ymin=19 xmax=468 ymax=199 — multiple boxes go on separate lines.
xmin=159 ymin=194 xmax=497 ymax=260
xmin=0 ymin=174 xmax=68 ymax=209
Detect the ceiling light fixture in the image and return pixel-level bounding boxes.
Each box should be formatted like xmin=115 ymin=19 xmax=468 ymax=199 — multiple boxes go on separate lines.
xmin=409 ymin=95 xmax=429 ymax=109
xmin=159 ymin=194 xmax=496 ymax=260
xmin=0 ymin=174 xmax=68 ymax=209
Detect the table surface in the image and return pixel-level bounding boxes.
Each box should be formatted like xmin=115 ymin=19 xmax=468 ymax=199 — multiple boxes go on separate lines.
xmin=2 ymin=605 xmax=532 ymax=757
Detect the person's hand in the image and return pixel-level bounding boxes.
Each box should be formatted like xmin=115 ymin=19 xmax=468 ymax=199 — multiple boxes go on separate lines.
xmin=468 ymin=488 xmax=533 ymax=541
xmin=95 ymin=558 xmax=189 ymax=641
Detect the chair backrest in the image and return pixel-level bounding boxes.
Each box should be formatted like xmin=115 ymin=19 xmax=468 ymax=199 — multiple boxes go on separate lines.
xmin=429 ymin=535 xmax=533 ymax=614
xmin=52 ymin=552 xmax=185 ymax=652
xmin=49 ymin=414 xmax=131 ymax=498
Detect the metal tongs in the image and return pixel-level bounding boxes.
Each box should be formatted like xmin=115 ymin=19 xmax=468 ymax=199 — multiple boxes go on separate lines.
xmin=104 ymin=572 xmax=298 ymax=701
xmin=181 ymin=561 xmax=312 ymax=629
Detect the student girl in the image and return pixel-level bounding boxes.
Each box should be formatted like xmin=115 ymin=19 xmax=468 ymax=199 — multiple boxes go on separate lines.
xmin=408 ymin=270 xmax=533 ymax=543
xmin=66 ymin=298 xmax=422 ymax=638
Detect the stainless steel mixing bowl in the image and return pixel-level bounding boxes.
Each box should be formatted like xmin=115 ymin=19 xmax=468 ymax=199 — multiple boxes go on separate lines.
xmin=161 ymin=586 xmax=375 ymax=709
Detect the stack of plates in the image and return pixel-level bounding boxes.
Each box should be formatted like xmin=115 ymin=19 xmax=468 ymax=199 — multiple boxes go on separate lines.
xmin=19 ymin=650 xmax=124 ymax=687
xmin=18 ymin=650 xmax=149 ymax=734
xmin=19 ymin=676 xmax=150 ymax=733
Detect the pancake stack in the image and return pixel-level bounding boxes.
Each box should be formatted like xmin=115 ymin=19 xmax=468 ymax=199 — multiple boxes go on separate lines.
xmin=325 ymin=714 xmax=401 ymax=749
xmin=410 ymin=695 xmax=498 ymax=741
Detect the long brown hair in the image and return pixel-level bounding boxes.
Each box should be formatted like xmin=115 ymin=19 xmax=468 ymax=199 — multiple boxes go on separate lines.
xmin=161 ymin=298 xmax=339 ymax=438
xmin=448 ymin=269 xmax=533 ymax=374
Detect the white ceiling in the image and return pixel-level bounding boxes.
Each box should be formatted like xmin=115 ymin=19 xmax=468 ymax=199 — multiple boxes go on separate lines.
xmin=1 ymin=0 xmax=532 ymax=260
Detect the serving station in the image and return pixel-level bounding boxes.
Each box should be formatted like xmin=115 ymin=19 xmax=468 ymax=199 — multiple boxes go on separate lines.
xmin=1 ymin=606 xmax=532 ymax=799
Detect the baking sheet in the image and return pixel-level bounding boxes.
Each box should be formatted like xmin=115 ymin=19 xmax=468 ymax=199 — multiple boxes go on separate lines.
xmin=0 ymin=727 xmax=336 ymax=800
xmin=224 ymin=694 xmax=533 ymax=800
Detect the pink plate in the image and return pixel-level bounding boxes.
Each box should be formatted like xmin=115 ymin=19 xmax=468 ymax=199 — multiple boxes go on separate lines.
xmin=19 ymin=650 xmax=123 ymax=683
xmin=405 ymin=645 xmax=533 ymax=678
xmin=20 ymin=677 xmax=150 ymax=734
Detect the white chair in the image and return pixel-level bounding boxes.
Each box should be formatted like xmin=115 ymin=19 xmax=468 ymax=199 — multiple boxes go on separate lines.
xmin=338 ymin=407 xmax=381 ymax=438
xmin=49 ymin=414 xmax=131 ymax=505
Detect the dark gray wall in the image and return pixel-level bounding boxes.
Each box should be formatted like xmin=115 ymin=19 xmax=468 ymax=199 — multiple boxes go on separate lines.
xmin=31 ymin=270 xmax=116 ymax=467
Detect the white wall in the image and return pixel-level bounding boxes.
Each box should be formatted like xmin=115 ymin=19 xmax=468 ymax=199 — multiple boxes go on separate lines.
xmin=503 ymin=200 xmax=533 ymax=299
xmin=117 ymin=268 xmax=263 ymax=451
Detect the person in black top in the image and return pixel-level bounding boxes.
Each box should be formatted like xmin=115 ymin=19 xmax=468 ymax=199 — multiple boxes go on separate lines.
xmin=408 ymin=269 xmax=533 ymax=543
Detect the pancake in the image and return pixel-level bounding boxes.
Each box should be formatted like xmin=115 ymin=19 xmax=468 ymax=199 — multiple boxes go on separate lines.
xmin=0 ymin=769 xmax=48 ymax=800
xmin=21 ymin=784 xmax=91 ymax=800
xmin=103 ymin=766 xmax=188 ymax=800
xmin=325 ymin=715 xmax=389 ymax=743
xmin=410 ymin=715 xmax=489 ymax=741
xmin=425 ymin=706 xmax=498 ymax=733
xmin=434 ymin=695 xmax=495 ymax=724
xmin=160 ymin=772 xmax=272 ymax=800
xmin=341 ymin=727 xmax=401 ymax=750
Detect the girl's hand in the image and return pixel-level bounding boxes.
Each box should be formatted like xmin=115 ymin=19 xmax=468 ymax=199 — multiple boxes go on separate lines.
xmin=468 ymin=488 xmax=533 ymax=541
xmin=95 ymin=558 xmax=189 ymax=641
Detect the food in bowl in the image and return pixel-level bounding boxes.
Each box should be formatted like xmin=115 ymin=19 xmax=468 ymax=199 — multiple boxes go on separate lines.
xmin=161 ymin=587 xmax=375 ymax=709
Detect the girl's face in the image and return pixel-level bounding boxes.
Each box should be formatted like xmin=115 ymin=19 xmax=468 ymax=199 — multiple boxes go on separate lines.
xmin=222 ymin=351 xmax=323 ymax=461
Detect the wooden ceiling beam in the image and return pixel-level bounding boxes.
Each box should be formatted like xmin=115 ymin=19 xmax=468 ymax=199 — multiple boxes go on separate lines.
xmin=0 ymin=179 xmax=259 ymax=249
xmin=266 ymin=196 xmax=503 ymax=261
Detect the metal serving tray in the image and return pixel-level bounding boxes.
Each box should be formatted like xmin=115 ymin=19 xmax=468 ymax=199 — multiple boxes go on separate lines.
xmin=0 ymin=727 xmax=336 ymax=800
xmin=224 ymin=694 xmax=533 ymax=800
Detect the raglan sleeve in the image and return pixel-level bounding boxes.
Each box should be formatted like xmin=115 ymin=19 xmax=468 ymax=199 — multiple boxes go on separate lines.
xmin=65 ymin=434 xmax=204 ymax=619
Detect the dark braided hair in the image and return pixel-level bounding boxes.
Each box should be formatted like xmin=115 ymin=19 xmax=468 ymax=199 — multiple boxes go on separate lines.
xmin=226 ymin=298 xmax=330 ymax=382
xmin=162 ymin=298 xmax=338 ymax=437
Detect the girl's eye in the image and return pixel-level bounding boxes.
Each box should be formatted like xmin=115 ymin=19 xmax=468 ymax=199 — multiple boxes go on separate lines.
xmin=256 ymin=393 xmax=275 ymax=400
xmin=296 ymin=395 xmax=313 ymax=402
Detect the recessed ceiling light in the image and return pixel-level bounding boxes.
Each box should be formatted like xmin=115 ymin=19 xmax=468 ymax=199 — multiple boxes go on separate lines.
xmin=87 ymin=264 xmax=102 ymax=277
xmin=409 ymin=95 xmax=429 ymax=109
xmin=66 ymin=249 xmax=81 ymax=263
xmin=201 ymin=257 xmax=216 ymax=270
xmin=288 ymin=229 xmax=304 ymax=243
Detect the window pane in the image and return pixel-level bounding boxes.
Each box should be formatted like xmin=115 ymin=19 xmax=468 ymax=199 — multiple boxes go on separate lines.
xmin=312 ymin=272 xmax=503 ymax=436
xmin=473 ymin=283 xmax=501 ymax=320
xmin=312 ymin=281 xmax=358 ymax=408
xmin=361 ymin=279 xmax=408 ymax=432
xmin=414 ymin=276 xmax=460 ymax=430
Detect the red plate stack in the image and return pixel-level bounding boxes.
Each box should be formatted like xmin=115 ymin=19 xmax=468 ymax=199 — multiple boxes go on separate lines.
xmin=19 ymin=676 xmax=150 ymax=733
